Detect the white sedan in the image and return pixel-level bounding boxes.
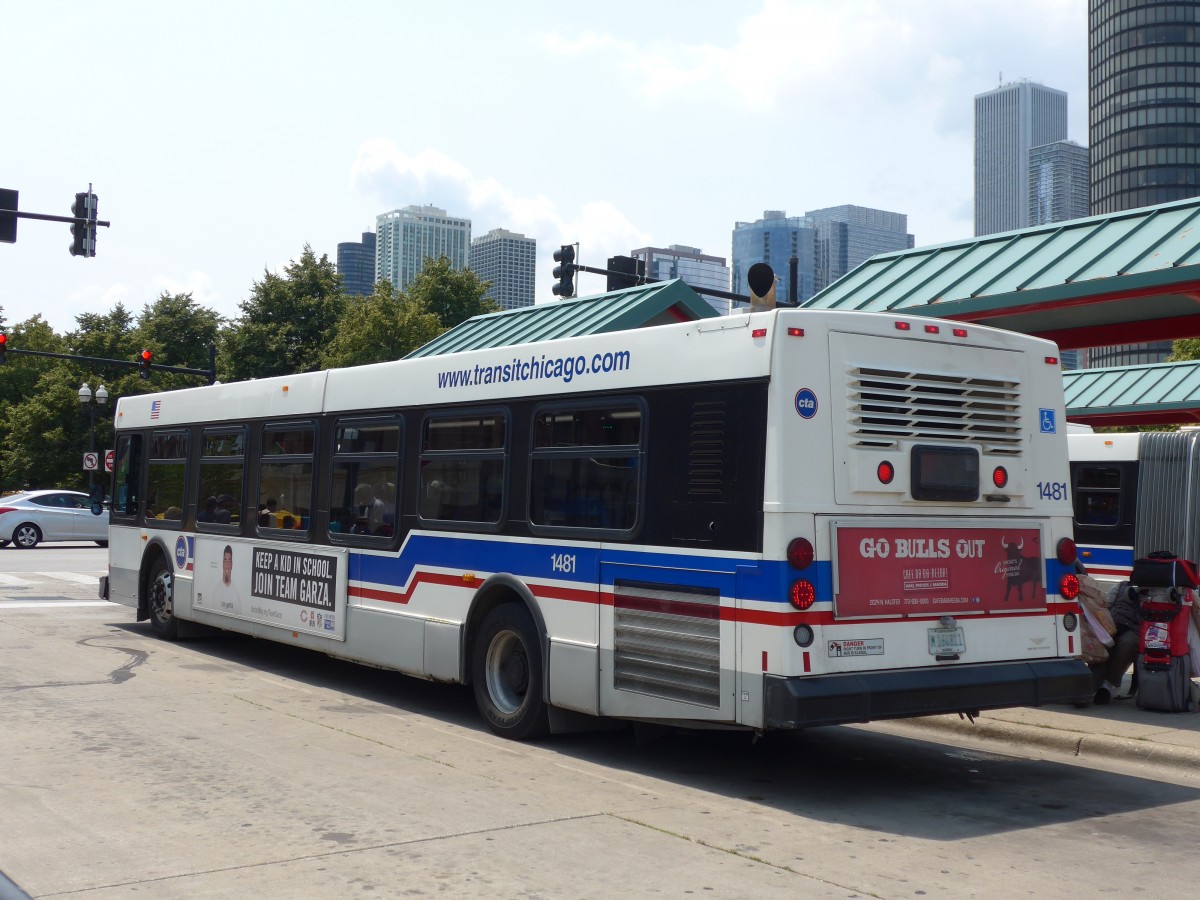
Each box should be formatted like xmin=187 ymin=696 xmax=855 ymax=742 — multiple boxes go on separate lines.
xmin=0 ymin=490 xmax=110 ymax=549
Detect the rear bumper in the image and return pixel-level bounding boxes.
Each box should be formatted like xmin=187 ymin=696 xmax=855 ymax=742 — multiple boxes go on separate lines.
xmin=763 ymin=658 xmax=1093 ymax=729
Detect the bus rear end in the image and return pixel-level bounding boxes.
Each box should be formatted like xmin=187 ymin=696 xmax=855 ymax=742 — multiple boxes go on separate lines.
xmin=750 ymin=309 xmax=1091 ymax=729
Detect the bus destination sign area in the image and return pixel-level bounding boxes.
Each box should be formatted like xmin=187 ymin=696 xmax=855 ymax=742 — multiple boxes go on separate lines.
xmin=833 ymin=525 xmax=1046 ymax=619
xmin=193 ymin=538 xmax=347 ymax=640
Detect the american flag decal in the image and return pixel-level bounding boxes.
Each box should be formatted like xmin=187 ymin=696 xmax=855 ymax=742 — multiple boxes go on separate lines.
xmin=150 ymin=400 xmax=161 ymax=420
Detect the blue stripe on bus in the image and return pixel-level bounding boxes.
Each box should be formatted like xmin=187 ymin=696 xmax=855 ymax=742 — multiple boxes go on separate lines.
xmin=1077 ymin=544 xmax=1134 ymax=570
xmin=350 ymin=534 xmax=1077 ymax=605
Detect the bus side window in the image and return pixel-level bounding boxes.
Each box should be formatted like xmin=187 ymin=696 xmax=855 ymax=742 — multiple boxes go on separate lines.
xmin=1074 ymin=464 xmax=1121 ymax=526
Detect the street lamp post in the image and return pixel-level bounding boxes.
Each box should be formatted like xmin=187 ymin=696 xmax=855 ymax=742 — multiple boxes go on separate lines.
xmin=78 ymin=382 xmax=109 ymax=491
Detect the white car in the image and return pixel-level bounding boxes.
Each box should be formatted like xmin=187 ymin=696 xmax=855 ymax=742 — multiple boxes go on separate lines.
xmin=0 ymin=490 xmax=110 ymax=549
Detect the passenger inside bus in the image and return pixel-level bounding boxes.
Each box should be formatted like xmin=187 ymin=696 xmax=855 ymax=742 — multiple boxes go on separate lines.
xmin=353 ymin=483 xmax=386 ymax=535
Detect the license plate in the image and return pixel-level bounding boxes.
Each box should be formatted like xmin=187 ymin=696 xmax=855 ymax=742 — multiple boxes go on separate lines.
xmin=928 ymin=626 xmax=965 ymax=655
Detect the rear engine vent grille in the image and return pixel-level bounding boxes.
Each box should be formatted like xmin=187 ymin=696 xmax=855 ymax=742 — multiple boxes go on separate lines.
xmin=848 ymin=365 xmax=1023 ymax=454
xmin=613 ymin=580 xmax=720 ymax=708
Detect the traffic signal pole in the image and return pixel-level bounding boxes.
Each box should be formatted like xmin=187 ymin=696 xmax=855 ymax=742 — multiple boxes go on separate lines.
xmin=0 ymin=345 xmax=217 ymax=385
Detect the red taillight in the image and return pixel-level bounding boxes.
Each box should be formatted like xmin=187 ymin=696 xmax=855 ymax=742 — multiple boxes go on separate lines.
xmin=877 ymin=461 xmax=895 ymax=484
xmin=787 ymin=538 xmax=814 ymax=570
xmin=1059 ymin=574 xmax=1080 ymax=599
xmin=1056 ymin=537 xmax=1078 ymax=566
xmin=992 ymin=466 xmax=1008 ymax=489
xmin=0 ymin=507 xmax=15 ymax=516
xmin=789 ymin=579 xmax=816 ymax=610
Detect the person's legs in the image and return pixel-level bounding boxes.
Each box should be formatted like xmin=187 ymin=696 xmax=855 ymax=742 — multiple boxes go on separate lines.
xmin=1096 ymin=628 xmax=1140 ymax=702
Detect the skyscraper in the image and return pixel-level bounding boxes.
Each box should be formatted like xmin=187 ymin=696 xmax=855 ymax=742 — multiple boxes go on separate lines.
xmin=630 ymin=245 xmax=731 ymax=314
xmin=1087 ymin=1 xmax=1200 ymax=366
xmin=1028 ymin=140 xmax=1090 ymax=226
xmin=804 ymin=205 xmax=915 ymax=292
xmin=731 ymin=211 xmax=817 ymax=306
xmin=471 ymin=228 xmax=536 ymax=311
xmin=375 ymin=205 xmax=471 ymax=292
xmin=975 ymin=80 xmax=1069 ymax=235
xmin=336 ymin=231 xmax=377 ymax=297
xmin=1090 ymin=1 xmax=1200 ymax=215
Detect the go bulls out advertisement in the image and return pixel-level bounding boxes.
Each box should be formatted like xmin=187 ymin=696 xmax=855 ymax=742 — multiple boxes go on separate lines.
xmin=834 ymin=526 xmax=1045 ymax=618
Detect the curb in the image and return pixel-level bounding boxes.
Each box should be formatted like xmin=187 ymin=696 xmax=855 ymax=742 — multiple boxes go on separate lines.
xmin=891 ymin=714 xmax=1200 ymax=772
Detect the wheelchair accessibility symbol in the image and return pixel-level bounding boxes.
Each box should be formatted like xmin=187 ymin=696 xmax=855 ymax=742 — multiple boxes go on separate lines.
xmin=1039 ymin=408 xmax=1056 ymax=434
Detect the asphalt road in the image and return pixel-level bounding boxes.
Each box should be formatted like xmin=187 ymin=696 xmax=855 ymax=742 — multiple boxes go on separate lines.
xmin=2 ymin=546 xmax=1199 ymax=898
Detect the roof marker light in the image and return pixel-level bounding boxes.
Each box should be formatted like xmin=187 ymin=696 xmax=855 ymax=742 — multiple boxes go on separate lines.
xmin=1045 ymin=356 xmax=1059 ymax=365
xmin=895 ymin=321 xmax=911 ymax=331
xmin=752 ymin=328 xmax=768 ymax=338
xmin=953 ymin=328 xmax=968 ymax=337
xmin=924 ymin=324 xmax=940 ymax=334
xmin=787 ymin=327 xmax=804 ymax=337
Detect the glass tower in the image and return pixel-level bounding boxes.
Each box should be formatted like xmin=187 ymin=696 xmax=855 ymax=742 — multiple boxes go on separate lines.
xmin=336 ymin=231 xmax=377 ymax=297
xmin=375 ymin=205 xmax=471 ymax=292
xmin=975 ymin=80 xmax=1069 ymax=235
xmin=471 ymin=229 xmax=536 ymax=311
xmin=630 ymin=245 xmax=731 ymax=314
xmin=1090 ymin=1 xmax=1200 ymax=214
xmin=1028 ymin=140 xmax=1090 ymax=226
xmin=731 ymin=211 xmax=817 ymax=307
xmin=1087 ymin=1 xmax=1200 ymax=367
xmin=804 ymin=205 xmax=915 ymax=292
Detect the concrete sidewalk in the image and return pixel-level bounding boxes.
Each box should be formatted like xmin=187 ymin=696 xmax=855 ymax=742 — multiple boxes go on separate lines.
xmin=896 ymin=672 xmax=1200 ymax=772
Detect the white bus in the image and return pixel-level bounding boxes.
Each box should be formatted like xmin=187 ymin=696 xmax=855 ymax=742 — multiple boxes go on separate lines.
xmin=1069 ymin=429 xmax=1200 ymax=584
xmin=101 ymin=303 xmax=1092 ymax=739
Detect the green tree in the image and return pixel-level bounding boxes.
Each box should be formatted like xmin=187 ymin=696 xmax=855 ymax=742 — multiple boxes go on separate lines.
xmin=221 ymin=246 xmax=345 ymax=381
xmin=323 ymin=280 xmax=442 ymax=368
xmin=1169 ymin=339 xmax=1200 ymax=361
xmin=131 ymin=292 xmax=222 ymax=391
xmin=407 ymin=256 xmax=497 ymax=330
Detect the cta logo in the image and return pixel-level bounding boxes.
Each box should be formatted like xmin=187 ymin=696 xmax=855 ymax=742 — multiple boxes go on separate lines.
xmin=175 ymin=536 xmax=188 ymax=570
xmin=795 ymin=388 xmax=818 ymax=419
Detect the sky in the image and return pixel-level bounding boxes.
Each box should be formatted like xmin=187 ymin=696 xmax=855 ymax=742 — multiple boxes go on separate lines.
xmin=2 ymin=0 xmax=1090 ymax=334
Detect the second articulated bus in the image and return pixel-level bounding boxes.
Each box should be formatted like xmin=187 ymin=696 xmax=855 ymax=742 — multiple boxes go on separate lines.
xmin=102 ymin=301 xmax=1092 ymax=739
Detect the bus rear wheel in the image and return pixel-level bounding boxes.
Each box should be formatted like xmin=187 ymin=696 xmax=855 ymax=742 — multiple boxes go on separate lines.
xmin=471 ymin=604 xmax=548 ymax=740
xmin=147 ymin=557 xmax=178 ymax=640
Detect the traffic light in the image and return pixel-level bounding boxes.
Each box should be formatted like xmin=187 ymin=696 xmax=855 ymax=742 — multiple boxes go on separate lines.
xmin=69 ymin=191 xmax=98 ymax=258
xmin=606 ymin=255 xmax=644 ymax=292
xmin=0 ymin=333 xmax=7 ymax=364
xmin=138 ymin=349 xmax=153 ymax=379
xmin=552 ymin=244 xmax=576 ymax=298
xmin=0 ymin=189 xmax=17 ymax=244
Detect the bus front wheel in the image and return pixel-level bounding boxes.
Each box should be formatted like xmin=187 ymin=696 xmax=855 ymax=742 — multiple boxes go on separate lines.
xmin=471 ymin=604 xmax=549 ymax=740
xmin=147 ymin=557 xmax=178 ymax=640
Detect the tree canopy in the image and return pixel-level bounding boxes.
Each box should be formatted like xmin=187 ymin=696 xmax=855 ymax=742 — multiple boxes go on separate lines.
xmin=0 ymin=245 xmax=501 ymax=492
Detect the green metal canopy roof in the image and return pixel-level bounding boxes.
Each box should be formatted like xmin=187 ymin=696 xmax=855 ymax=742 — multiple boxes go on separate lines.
xmin=803 ymin=196 xmax=1200 ymax=350
xmin=1064 ymin=360 xmax=1200 ymax=427
xmin=406 ymin=279 xmax=717 ymax=358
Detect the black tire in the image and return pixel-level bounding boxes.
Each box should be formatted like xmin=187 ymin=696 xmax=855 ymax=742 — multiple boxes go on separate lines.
xmin=95 ymin=540 xmax=109 ymax=548
xmin=0 ymin=539 xmax=9 ymax=548
xmin=146 ymin=557 xmax=178 ymax=640
xmin=13 ymin=523 xmax=41 ymax=549
xmin=471 ymin=604 xmax=549 ymax=740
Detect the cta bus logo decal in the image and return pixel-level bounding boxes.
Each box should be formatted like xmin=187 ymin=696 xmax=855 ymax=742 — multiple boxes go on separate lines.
xmin=174 ymin=536 xmax=194 ymax=571
xmin=795 ymin=388 xmax=818 ymax=419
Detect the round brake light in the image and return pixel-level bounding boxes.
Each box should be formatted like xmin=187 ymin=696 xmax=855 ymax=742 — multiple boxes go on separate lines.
xmin=877 ymin=461 xmax=895 ymax=484
xmin=1059 ymin=573 xmax=1080 ymax=600
xmin=787 ymin=537 xmax=814 ymax=570
xmin=992 ymin=466 xmax=1008 ymax=489
xmin=1056 ymin=537 xmax=1077 ymax=566
xmin=789 ymin=579 xmax=816 ymax=610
